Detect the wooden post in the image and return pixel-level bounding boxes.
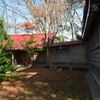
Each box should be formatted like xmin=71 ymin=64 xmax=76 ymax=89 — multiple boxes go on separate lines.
xmin=12 ymin=51 xmax=15 ymax=66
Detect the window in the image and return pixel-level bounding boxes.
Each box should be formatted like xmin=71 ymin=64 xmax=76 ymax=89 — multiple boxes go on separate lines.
xmin=56 ymin=46 xmax=69 ymax=53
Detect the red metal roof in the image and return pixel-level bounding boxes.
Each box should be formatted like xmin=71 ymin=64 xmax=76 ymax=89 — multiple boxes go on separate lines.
xmin=52 ymin=40 xmax=83 ymax=47
xmin=9 ymin=33 xmax=55 ymax=50
xmin=8 ymin=33 xmax=83 ymax=50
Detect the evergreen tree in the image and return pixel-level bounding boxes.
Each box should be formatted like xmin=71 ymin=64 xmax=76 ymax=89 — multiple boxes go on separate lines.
xmin=0 ymin=19 xmax=16 ymax=82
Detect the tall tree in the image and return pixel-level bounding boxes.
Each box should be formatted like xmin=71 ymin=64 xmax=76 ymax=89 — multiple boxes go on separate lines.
xmin=0 ymin=0 xmax=84 ymax=39
xmin=24 ymin=0 xmax=69 ymax=70
xmin=0 ymin=0 xmax=84 ymax=69
xmin=1 ymin=0 xmax=68 ymax=70
xmin=64 ymin=0 xmax=84 ymax=40
xmin=0 ymin=19 xmax=16 ymax=82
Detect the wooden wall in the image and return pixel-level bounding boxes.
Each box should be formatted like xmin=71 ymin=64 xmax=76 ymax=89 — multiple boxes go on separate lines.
xmin=35 ymin=43 xmax=88 ymax=69
xmin=14 ymin=50 xmax=28 ymax=64
xmin=50 ymin=44 xmax=87 ymax=63
xmin=87 ymin=18 xmax=100 ymax=85
xmin=13 ymin=43 xmax=88 ymax=69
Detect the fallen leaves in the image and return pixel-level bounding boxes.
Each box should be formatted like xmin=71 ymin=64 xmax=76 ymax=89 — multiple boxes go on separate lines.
xmin=0 ymin=68 xmax=92 ymax=100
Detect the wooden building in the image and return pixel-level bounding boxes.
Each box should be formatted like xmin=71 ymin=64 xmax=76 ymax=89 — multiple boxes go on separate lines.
xmin=83 ymin=0 xmax=100 ymax=85
xmin=9 ymin=33 xmax=56 ymax=65
xmin=8 ymin=33 xmax=88 ymax=69
xmin=6 ymin=0 xmax=100 ymax=87
xmin=34 ymin=40 xmax=88 ymax=69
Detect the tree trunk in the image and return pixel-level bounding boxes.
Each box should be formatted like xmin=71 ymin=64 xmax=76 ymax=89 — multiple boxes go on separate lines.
xmin=70 ymin=21 xmax=75 ymax=40
xmin=72 ymin=22 xmax=74 ymax=40
xmin=46 ymin=47 xmax=54 ymax=71
xmin=70 ymin=4 xmax=75 ymax=41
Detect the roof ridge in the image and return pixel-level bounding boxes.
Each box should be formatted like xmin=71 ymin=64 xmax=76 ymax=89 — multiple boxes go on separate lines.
xmin=9 ymin=33 xmax=55 ymax=36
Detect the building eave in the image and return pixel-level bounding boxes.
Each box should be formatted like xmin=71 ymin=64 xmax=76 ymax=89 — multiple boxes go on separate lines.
xmin=52 ymin=40 xmax=83 ymax=47
xmin=82 ymin=1 xmax=100 ymax=41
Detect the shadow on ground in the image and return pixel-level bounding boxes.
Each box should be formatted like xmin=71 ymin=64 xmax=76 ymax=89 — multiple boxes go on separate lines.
xmin=0 ymin=68 xmax=92 ymax=100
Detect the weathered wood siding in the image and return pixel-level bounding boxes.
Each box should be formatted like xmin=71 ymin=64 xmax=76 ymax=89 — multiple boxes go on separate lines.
xmin=88 ymin=18 xmax=100 ymax=84
xmin=50 ymin=44 xmax=87 ymax=63
xmin=35 ymin=44 xmax=88 ymax=68
xmin=15 ymin=50 xmax=28 ymax=64
xmin=35 ymin=50 xmax=47 ymax=62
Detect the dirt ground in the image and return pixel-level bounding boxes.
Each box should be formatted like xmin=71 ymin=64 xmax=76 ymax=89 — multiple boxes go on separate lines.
xmin=0 ymin=68 xmax=92 ymax=100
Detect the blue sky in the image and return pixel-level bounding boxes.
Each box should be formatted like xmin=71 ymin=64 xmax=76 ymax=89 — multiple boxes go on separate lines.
xmin=0 ymin=0 xmax=83 ymax=40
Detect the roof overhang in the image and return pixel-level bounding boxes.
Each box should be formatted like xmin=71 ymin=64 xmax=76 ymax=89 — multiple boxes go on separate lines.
xmin=7 ymin=33 xmax=56 ymax=50
xmin=90 ymin=0 xmax=100 ymax=1
xmin=82 ymin=0 xmax=100 ymax=41
xmin=52 ymin=40 xmax=83 ymax=47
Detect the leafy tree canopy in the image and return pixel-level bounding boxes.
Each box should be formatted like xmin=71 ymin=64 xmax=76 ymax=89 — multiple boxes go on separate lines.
xmin=75 ymin=33 xmax=82 ymax=40
xmin=21 ymin=35 xmax=44 ymax=56
xmin=54 ymin=35 xmax=68 ymax=43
